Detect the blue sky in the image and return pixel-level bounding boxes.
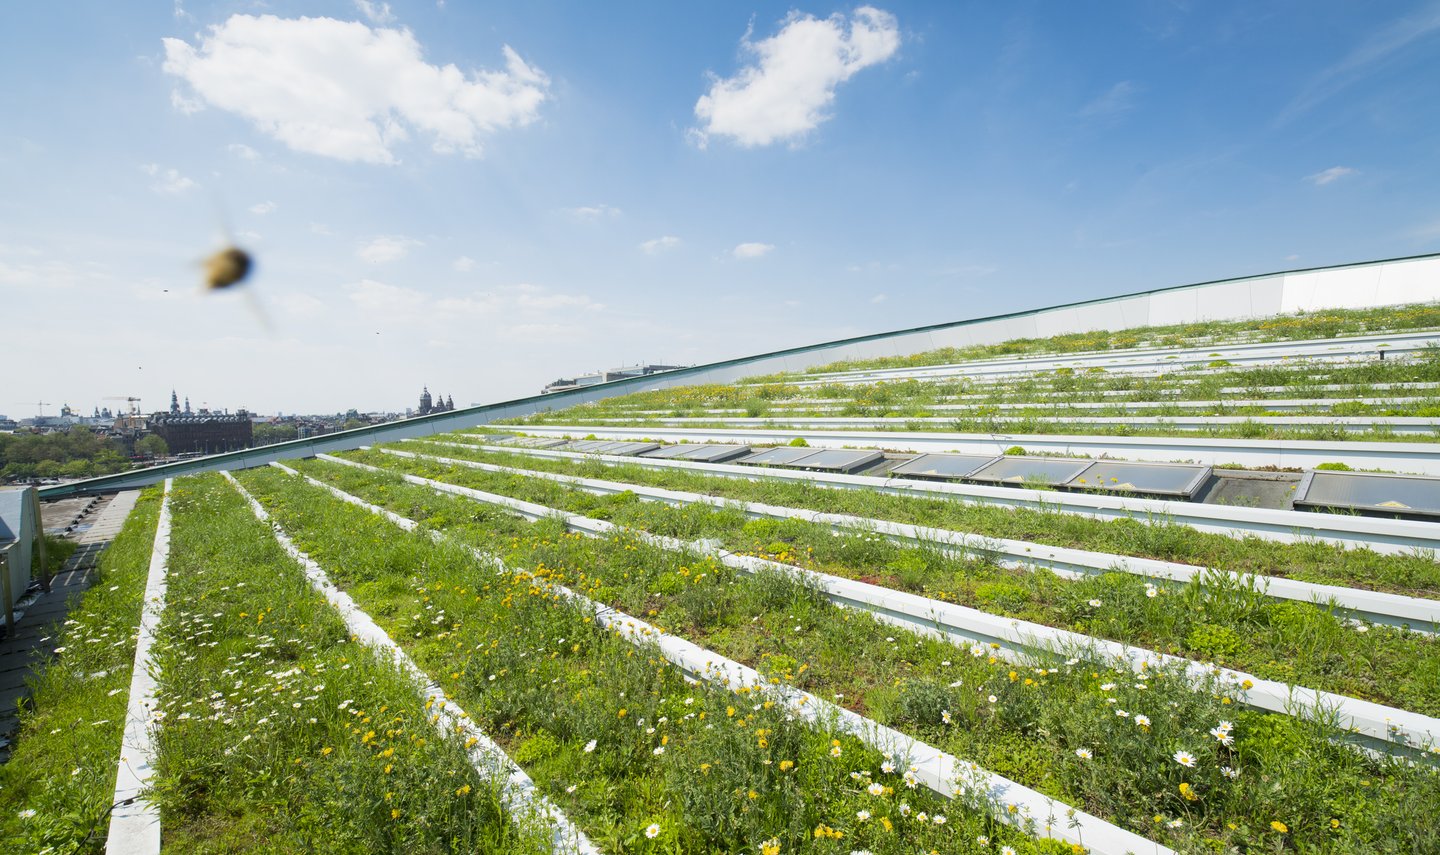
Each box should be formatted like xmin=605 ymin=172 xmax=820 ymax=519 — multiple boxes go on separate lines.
xmin=3 ymin=1 xmax=1439 ymax=415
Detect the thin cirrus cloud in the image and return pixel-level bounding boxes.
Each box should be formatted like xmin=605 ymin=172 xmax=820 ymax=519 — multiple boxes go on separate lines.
xmin=249 ymin=200 xmax=277 ymax=214
xmin=162 ymin=14 xmax=549 ymax=164
xmin=692 ymin=6 xmax=900 ymax=148
xmin=140 ymin=163 xmax=196 ymax=194
xmin=357 ymin=235 xmax=421 ymax=264
xmin=563 ymin=204 xmax=622 ymax=222
xmin=639 ymin=236 xmax=681 ymax=254
xmin=352 ymin=0 xmax=395 ymax=25
xmin=1078 ymin=81 xmax=1139 ymax=118
xmin=732 ymin=242 xmax=774 ymax=259
xmin=1305 ymin=166 xmax=1357 ymax=186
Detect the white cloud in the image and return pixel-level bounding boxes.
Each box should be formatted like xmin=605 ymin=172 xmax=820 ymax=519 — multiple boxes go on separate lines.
xmin=1305 ymin=166 xmax=1357 ymax=186
xmin=228 ymin=142 xmax=260 ymax=160
xmin=346 ymin=278 xmax=427 ymax=313
xmin=271 ymin=293 xmax=325 ymax=317
xmin=452 ymin=255 xmax=478 ymax=272
xmin=563 ymin=204 xmax=622 ymax=221
xmin=163 ymin=15 xmax=549 ymax=164
xmin=733 ymin=242 xmax=775 ymax=259
xmin=639 ymin=236 xmax=681 ymax=254
xmin=357 ymin=235 xmax=421 ymax=264
xmin=1078 ymin=81 xmax=1138 ymax=117
xmin=693 ymin=6 xmax=900 ymax=148
xmin=353 ymin=1 xmax=395 ymax=25
xmin=309 ymin=222 xmax=336 ymax=236
xmin=249 ymin=200 xmax=277 ymax=214
xmin=433 ymin=283 xmax=604 ymax=317
xmin=170 ymin=88 xmax=204 ymax=114
xmin=870 ymin=293 xmax=887 ymax=303
xmin=141 ymin=162 xmax=197 ymax=194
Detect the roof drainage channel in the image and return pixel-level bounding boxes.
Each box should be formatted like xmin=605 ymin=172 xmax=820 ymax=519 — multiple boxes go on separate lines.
xmin=227 ymin=471 xmax=599 ymax=855
xmin=279 ymin=461 xmax=1163 ymax=855
xmin=334 ymin=453 xmax=1440 ymax=762
xmin=503 ymin=424 xmax=1440 ymax=476
xmin=441 ymin=436 xmax=1440 ymax=556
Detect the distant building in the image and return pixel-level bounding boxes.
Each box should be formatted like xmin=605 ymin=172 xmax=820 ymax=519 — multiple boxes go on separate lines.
xmin=148 ymin=390 xmax=252 ymax=454
xmin=542 ymin=364 xmax=685 ymax=394
xmin=416 ymin=386 xmax=455 ymax=416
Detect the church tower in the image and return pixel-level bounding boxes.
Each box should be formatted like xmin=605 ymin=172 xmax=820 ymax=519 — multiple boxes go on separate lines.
xmin=170 ymin=389 xmax=181 ymax=414
xmin=419 ymin=386 xmax=433 ymax=415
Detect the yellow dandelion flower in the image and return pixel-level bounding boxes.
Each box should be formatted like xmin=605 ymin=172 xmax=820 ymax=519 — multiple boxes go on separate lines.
xmin=1271 ymin=821 xmax=1288 ymax=834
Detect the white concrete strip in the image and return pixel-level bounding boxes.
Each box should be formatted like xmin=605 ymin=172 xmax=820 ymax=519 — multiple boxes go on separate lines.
xmin=223 ymin=471 xmax=599 ymax=855
xmin=344 ymin=452 xmax=1440 ymax=759
xmin=380 ymin=445 xmax=1440 ymax=632
xmin=106 ymin=481 xmax=171 ymax=855
xmin=504 ymin=423 xmax=1440 ymax=476
xmin=271 ymin=462 xmax=1170 ymax=855
xmin=442 ymin=437 xmax=1440 ymax=556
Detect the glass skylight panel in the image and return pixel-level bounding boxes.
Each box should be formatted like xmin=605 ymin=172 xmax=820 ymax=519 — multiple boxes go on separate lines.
xmin=563 ymin=440 xmax=613 ymax=452
xmin=640 ymin=445 xmax=700 ymax=459
xmin=888 ymin=453 xmax=997 ymax=480
xmin=595 ymin=441 xmax=662 ymax=456
xmin=739 ymin=447 xmax=825 ymax=466
xmin=516 ymin=437 xmax=569 ymax=448
xmin=789 ymin=449 xmax=884 ymax=473
xmin=1065 ymin=462 xmax=1210 ymax=497
xmin=678 ymin=444 xmax=753 ymax=462
xmin=1295 ymin=471 xmax=1440 ymax=518
xmin=967 ymin=457 xmax=1094 ymax=486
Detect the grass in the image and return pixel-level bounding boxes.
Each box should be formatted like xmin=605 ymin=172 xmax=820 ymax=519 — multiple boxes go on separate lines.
xmin=233 ymin=464 xmax=1044 ymax=855
xmin=149 ymin=474 xmax=540 ymax=853
xmin=0 ymin=488 xmax=161 ymax=855
xmin=279 ymin=457 xmax=1440 ymax=854
xmin=328 ymin=452 xmax=1440 ymax=717
xmin=389 ymin=440 xmax=1440 ymax=600
xmin=782 ymin=302 xmax=1440 ymax=374
xmin=505 ymin=347 xmax=1440 ymax=449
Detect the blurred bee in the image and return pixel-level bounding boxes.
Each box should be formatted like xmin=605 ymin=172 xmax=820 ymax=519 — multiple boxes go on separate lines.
xmin=199 ymin=240 xmax=269 ymax=331
xmin=203 ymin=245 xmax=252 ymax=290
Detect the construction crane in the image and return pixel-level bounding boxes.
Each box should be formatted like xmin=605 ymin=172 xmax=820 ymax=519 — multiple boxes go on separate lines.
xmin=7 ymin=401 xmax=50 ymax=417
xmin=103 ymin=396 xmax=143 ymax=417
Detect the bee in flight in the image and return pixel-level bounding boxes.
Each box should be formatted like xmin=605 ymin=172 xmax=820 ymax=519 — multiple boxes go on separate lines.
xmin=200 ymin=241 xmax=268 ymax=330
xmin=203 ymin=245 xmax=252 ymax=290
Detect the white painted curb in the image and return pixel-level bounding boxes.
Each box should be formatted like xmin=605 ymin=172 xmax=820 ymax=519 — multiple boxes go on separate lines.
xmin=224 ymin=472 xmax=599 ymax=855
xmin=106 ymin=479 xmax=171 ymax=855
